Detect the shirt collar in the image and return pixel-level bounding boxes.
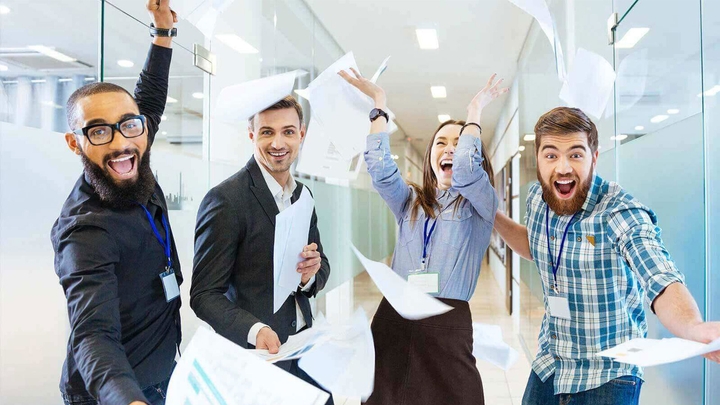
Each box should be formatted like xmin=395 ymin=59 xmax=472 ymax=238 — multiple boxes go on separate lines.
xmin=580 ymin=173 xmax=603 ymax=213
xmin=257 ymin=161 xmax=296 ymax=199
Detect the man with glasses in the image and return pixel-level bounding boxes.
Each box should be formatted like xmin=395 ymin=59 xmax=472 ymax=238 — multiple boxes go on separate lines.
xmin=51 ymin=2 xmax=180 ymax=404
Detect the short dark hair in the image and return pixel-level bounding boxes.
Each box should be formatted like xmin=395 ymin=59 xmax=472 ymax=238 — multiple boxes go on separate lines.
xmin=66 ymin=82 xmax=135 ymax=130
xmin=534 ymin=107 xmax=599 ymax=153
xmin=248 ymin=95 xmax=304 ymax=130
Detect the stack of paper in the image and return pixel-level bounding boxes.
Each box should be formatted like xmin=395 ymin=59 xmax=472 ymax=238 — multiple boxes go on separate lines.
xmin=350 ymin=244 xmax=453 ymax=320
xmin=166 ymin=327 xmax=329 ymax=405
xmin=247 ymin=325 xmax=327 ymax=364
xmin=299 ymin=309 xmax=376 ymax=401
xmin=597 ymin=337 xmax=720 ymax=367
xmin=273 ymin=187 xmax=315 ymax=313
xmin=472 ymin=323 xmax=519 ymax=371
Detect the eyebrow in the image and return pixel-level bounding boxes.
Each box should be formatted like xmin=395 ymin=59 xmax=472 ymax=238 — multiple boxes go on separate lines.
xmin=540 ymin=144 xmax=588 ymax=153
xmin=85 ymin=113 xmax=138 ymax=127
xmin=259 ymin=125 xmax=298 ymax=131
xmin=435 ymin=136 xmax=447 ymax=141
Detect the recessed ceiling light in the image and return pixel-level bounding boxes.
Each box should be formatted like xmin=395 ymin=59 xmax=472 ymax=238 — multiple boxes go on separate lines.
xmin=438 ymin=114 xmax=451 ymax=123
xmin=698 ymin=85 xmax=720 ymax=97
xmin=59 ymin=78 xmax=73 ymax=83
xmin=667 ymin=108 xmax=679 ymax=114
xmin=215 ymin=34 xmax=259 ymax=54
xmin=650 ymin=115 xmax=669 ymax=123
xmin=28 ymin=45 xmax=76 ymax=63
xmin=0 ymin=4 xmax=11 ymax=14
xmin=416 ymin=29 xmax=439 ymax=50
xmin=161 ymin=131 xmax=167 ymax=135
xmin=161 ymin=115 xmax=168 ymax=121
xmin=430 ymin=86 xmax=447 ymax=98
xmin=634 ymin=125 xmax=644 ymax=131
xmin=31 ymin=79 xmax=47 ymax=83
xmin=166 ymin=96 xmax=178 ymax=103
xmin=84 ymin=77 xmax=95 ymax=81
xmin=516 ymin=153 xmax=522 ymax=159
xmin=611 ymin=134 xmax=628 ymax=141
xmin=117 ymin=60 xmax=134 ymax=68
xmin=615 ymin=28 xmax=650 ymax=49
xmin=523 ymin=133 xmax=536 ymax=142
xmin=192 ymin=92 xmax=204 ymax=99
xmin=0 ymin=64 xmax=8 ymax=72
xmin=518 ymin=145 xmax=526 ymax=152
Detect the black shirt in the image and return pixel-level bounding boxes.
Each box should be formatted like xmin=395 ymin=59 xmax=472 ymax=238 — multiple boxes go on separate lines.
xmin=51 ymin=44 xmax=181 ymax=405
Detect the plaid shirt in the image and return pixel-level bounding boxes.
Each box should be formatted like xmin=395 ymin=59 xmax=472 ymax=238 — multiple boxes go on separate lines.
xmin=525 ymin=174 xmax=684 ymax=394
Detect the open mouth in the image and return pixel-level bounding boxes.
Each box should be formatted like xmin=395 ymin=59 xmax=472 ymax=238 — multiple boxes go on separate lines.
xmin=107 ymin=154 xmax=137 ymax=178
xmin=439 ymin=159 xmax=453 ymax=174
xmin=554 ymin=178 xmax=576 ymax=199
xmin=268 ymin=150 xmax=289 ymax=160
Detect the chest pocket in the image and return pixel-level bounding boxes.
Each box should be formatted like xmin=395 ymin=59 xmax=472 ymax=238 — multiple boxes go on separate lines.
xmin=437 ymin=206 xmax=474 ymax=249
xmin=399 ymin=212 xmax=420 ymax=247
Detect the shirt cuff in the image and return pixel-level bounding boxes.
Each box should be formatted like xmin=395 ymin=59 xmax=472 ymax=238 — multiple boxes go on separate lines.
xmin=248 ymin=322 xmax=269 ymax=346
xmin=300 ymin=276 xmax=316 ymax=292
xmin=97 ymin=376 xmax=147 ymax=405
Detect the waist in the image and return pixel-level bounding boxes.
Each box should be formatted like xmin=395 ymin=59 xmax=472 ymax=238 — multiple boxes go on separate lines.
xmin=373 ymin=297 xmax=472 ymax=330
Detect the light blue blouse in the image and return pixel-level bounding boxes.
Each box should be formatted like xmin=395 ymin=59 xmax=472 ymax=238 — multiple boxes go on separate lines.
xmin=365 ymin=132 xmax=498 ymax=301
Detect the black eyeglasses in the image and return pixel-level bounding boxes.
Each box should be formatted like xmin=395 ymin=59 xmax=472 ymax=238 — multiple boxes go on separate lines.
xmin=73 ymin=115 xmax=146 ymax=146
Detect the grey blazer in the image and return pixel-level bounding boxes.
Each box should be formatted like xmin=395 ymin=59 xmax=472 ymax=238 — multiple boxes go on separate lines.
xmin=190 ymin=156 xmax=330 ymax=363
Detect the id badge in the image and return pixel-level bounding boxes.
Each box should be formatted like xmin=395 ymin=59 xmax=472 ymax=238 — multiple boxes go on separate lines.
xmin=408 ymin=271 xmax=439 ymax=294
xmin=547 ymin=295 xmax=571 ymax=320
xmin=160 ymin=268 xmax=180 ymax=302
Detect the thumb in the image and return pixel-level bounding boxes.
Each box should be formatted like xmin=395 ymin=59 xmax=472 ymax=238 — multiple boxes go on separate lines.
xmin=268 ymin=338 xmax=280 ymax=354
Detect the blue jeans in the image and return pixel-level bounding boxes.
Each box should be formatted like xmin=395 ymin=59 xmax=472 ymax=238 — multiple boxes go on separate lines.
xmin=522 ymin=371 xmax=642 ymax=405
xmin=62 ymin=376 xmax=170 ymax=405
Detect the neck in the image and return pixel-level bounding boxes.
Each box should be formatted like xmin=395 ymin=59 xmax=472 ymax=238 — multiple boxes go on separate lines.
xmin=271 ymin=170 xmax=290 ymax=188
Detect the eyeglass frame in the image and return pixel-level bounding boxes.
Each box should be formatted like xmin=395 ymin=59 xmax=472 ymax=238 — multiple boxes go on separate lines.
xmin=71 ymin=114 xmax=147 ymax=146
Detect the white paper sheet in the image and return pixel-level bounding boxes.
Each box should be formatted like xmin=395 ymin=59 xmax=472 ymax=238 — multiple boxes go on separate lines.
xmin=350 ymin=244 xmax=453 ymax=320
xmin=606 ymin=48 xmax=648 ymax=118
xmin=507 ymin=0 xmax=566 ymax=79
xmin=166 ymin=327 xmax=329 ymax=405
xmin=273 ymin=186 xmax=315 ymax=313
xmin=295 ymin=116 xmax=363 ymax=181
xmin=370 ymin=56 xmax=391 ymax=84
xmin=175 ymin=0 xmax=236 ymax=38
xmin=597 ymin=337 xmax=720 ymax=367
xmin=248 ymin=325 xmax=326 ymax=363
xmin=471 ymin=323 xmax=519 ymax=371
xmin=299 ymin=308 xmax=376 ymax=401
xmin=215 ymin=70 xmax=306 ymax=125
xmin=559 ymin=48 xmax=616 ymax=119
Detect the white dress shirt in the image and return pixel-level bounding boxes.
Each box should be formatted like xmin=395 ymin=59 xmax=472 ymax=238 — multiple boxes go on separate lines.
xmin=248 ymin=163 xmax=315 ymax=346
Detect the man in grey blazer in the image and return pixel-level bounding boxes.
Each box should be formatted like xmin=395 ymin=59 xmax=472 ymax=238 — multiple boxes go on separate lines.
xmin=190 ymin=96 xmax=332 ymax=403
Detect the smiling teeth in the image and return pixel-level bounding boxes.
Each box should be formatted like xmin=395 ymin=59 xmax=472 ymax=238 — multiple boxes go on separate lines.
xmin=556 ymin=180 xmax=574 ymax=184
xmin=440 ymin=159 xmax=453 ymax=165
xmin=110 ymin=155 xmax=133 ymax=163
xmin=269 ymin=152 xmax=287 ymax=157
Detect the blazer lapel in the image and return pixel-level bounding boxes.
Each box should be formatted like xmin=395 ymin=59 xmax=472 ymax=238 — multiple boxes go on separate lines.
xmin=247 ymin=156 xmax=280 ymax=226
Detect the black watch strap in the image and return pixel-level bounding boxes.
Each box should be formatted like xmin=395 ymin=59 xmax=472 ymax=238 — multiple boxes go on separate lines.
xmin=150 ymin=23 xmax=177 ymax=38
xmin=369 ymin=108 xmax=389 ymax=123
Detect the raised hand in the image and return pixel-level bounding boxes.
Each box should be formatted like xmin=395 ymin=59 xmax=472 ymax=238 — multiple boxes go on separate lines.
xmin=338 ymin=68 xmax=387 ymax=109
xmin=466 ymin=73 xmax=509 ymax=125
xmin=146 ymin=0 xmax=178 ymax=30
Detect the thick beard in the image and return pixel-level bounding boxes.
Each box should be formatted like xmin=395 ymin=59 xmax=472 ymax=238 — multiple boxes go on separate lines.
xmin=81 ymin=149 xmax=156 ymax=210
xmin=538 ymin=167 xmax=593 ymax=216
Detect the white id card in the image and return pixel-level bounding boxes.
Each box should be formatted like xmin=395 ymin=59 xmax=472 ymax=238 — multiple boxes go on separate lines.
xmin=160 ymin=269 xmax=180 ymax=302
xmin=547 ymin=296 xmax=572 ymax=320
xmin=408 ymin=272 xmax=439 ymax=294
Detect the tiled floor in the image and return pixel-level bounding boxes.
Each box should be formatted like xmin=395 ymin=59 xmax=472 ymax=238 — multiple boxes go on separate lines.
xmin=335 ymin=257 xmax=535 ymax=405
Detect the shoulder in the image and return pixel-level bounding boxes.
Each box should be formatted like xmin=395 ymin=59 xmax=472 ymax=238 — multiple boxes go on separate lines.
xmin=600 ymin=181 xmax=657 ymax=227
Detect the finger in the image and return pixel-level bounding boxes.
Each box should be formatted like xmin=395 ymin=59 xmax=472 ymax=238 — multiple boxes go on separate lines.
xmin=491 ymin=77 xmax=504 ymax=91
xmin=349 ymin=67 xmax=362 ymax=79
xmin=159 ymin=0 xmax=170 ymax=8
xmin=146 ymin=0 xmax=157 ymax=11
xmin=268 ymin=339 xmax=280 ymax=354
xmin=171 ymin=10 xmax=178 ymax=22
xmin=484 ymin=73 xmax=497 ymax=90
xmin=297 ymin=257 xmax=322 ymax=270
xmin=304 ymin=243 xmax=318 ymax=252
xmin=301 ymin=250 xmax=320 ymax=259
xmin=299 ymin=263 xmax=321 ymax=275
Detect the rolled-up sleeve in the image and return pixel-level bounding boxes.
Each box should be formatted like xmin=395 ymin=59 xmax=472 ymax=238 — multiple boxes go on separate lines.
xmin=364 ymin=132 xmax=412 ymax=221
xmin=607 ymin=204 xmax=685 ymax=310
xmin=451 ymin=134 xmax=498 ymax=223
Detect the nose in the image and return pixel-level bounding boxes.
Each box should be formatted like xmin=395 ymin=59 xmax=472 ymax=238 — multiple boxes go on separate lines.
xmin=270 ymin=133 xmax=286 ymax=150
xmin=555 ymin=155 xmax=572 ymax=175
xmin=108 ymin=127 xmax=133 ymax=151
xmin=444 ymin=143 xmax=455 ymax=155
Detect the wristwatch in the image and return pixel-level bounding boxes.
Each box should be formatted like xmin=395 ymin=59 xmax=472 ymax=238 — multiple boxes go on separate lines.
xmin=369 ymin=108 xmax=389 ymax=123
xmin=150 ymin=23 xmax=177 ymax=38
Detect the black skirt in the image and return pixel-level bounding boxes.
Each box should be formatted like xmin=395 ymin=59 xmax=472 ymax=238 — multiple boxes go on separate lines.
xmin=363 ymin=297 xmax=485 ymax=405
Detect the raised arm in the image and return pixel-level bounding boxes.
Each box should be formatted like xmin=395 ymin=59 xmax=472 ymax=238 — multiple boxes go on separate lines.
xmin=135 ymin=0 xmax=177 ymax=146
xmin=339 ymin=68 xmax=412 ymax=221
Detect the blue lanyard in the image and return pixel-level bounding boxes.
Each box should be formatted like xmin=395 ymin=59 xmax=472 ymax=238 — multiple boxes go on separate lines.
xmin=421 ymin=216 xmax=438 ymax=269
xmin=139 ymin=204 xmax=172 ymax=269
xmin=545 ymin=204 xmax=578 ymax=291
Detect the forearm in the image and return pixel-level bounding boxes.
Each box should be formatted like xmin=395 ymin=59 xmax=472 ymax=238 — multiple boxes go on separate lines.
xmin=653 ymin=282 xmax=703 ymax=339
xmin=494 ymin=210 xmax=532 ymax=260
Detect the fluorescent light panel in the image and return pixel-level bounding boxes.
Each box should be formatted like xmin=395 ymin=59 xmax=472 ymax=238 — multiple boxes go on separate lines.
xmin=430 ymin=86 xmax=446 ymax=98
xmin=166 ymin=96 xmax=178 ymax=103
xmin=416 ymin=29 xmax=439 ymax=50
xmin=117 ymin=60 xmax=134 ymax=68
xmin=28 ymin=45 xmax=76 ymax=63
xmin=611 ymin=134 xmax=628 ymax=141
xmin=523 ymin=134 xmax=536 ymax=142
xmin=667 ymin=108 xmax=679 ymax=114
xmin=192 ymin=92 xmax=204 ymax=99
xmin=615 ymin=28 xmax=650 ymax=49
xmin=437 ymin=114 xmax=451 ymax=123
xmin=0 ymin=4 xmax=9 ymax=14
xmin=650 ymin=115 xmax=669 ymax=123
xmin=215 ymin=34 xmax=259 ymax=54
xmin=634 ymin=125 xmax=644 ymax=131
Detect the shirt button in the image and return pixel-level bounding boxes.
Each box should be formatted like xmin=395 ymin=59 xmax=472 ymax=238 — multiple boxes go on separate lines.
xmin=554 ymin=355 xmax=561 ymax=360
xmin=291 ymin=320 xmax=297 ymax=328
xmin=551 ymin=334 xmax=557 ymax=339
xmin=550 ymin=236 xmax=555 ymax=241
xmin=577 ymin=236 xmax=582 ymax=242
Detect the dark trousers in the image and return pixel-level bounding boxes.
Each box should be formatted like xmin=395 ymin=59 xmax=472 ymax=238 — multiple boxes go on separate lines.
xmin=62 ymin=375 xmax=171 ymax=405
xmin=522 ymin=371 xmax=643 ymax=405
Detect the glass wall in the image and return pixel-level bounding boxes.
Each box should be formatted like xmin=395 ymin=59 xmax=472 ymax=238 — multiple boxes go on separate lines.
xmin=504 ymin=0 xmax=717 ymax=403
xmin=0 ymin=1 xmax=401 ymax=403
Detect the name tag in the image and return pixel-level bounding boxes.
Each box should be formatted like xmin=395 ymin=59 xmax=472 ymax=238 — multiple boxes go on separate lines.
xmin=547 ymin=296 xmax=571 ymax=320
xmin=160 ymin=268 xmax=180 ymax=302
xmin=408 ymin=272 xmax=439 ymax=294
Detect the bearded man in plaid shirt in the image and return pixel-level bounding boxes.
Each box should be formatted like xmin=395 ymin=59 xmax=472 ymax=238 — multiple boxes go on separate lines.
xmin=494 ymin=107 xmax=720 ymax=405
